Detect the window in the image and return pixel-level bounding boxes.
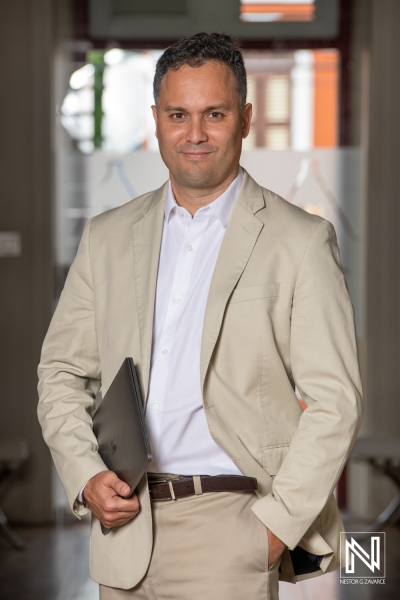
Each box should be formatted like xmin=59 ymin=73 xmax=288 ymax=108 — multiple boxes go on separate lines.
xmin=243 ymin=49 xmax=338 ymax=150
xmin=240 ymin=0 xmax=315 ymax=23
xmin=244 ymin=54 xmax=293 ymax=149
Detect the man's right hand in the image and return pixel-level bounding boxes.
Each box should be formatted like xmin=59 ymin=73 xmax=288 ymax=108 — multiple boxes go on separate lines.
xmin=82 ymin=471 xmax=140 ymax=530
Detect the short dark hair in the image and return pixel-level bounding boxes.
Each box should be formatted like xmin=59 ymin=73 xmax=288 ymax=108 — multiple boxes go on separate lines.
xmin=153 ymin=32 xmax=247 ymax=109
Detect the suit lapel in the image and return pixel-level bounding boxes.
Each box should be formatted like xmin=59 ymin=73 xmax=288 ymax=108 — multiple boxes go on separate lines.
xmin=132 ymin=184 xmax=166 ymax=406
xmin=200 ymin=171 xmax=266 ymax=391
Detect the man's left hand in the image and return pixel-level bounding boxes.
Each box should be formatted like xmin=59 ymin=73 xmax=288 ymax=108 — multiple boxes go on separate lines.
xmin=267 ymin=528 xmax=286 ymax=568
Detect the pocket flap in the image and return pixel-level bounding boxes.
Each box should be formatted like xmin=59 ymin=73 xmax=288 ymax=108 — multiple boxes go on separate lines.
xmin=229 ymin=282 xmax=279 ymax=304
xmin=262 ymin=444 xmax=290 ymax=476
xmin=298 ymin=523 xmax=334 ymax=570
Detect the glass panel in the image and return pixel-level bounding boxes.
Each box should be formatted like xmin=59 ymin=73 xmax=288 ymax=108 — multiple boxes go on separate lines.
xmin=265 ymin=75 xmax=290 ymax=123
xmin=266 ymin=125 xmax=290 ymax=149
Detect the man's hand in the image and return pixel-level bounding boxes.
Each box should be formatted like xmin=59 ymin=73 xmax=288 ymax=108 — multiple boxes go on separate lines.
xmin=267 ymin=528 xmax=286 ymax=568
xmin=83 ymin=471 xmax=140 ymax=530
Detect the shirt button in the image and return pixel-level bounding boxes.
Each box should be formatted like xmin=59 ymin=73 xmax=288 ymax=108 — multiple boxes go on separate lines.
xmin=174 ymin=297 xmax=181 ymax=304
xmin=178 ymin=209 xmax=184 ymax=216
xmin=152 ymin=403 xmax=159 ymax=410
xmin=161 ymin=348 xmax=168 ymax=355
xmin=186 ymin=244 xmax=193 ymax=252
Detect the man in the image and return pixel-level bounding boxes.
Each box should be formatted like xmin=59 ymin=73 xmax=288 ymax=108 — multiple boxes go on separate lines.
xmin=38 ymin=33 xmax=363 ymax=599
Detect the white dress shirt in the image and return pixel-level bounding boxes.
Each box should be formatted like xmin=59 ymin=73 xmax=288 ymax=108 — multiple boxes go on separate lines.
xmin=146 ymin=168 xmax=244 ymax=476
xmin=78 ymin=168 xmax=243 ymax=502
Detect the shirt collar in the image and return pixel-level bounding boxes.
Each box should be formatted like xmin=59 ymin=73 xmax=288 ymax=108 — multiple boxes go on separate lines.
xmin=164 ymin=167 xmax=244 ymax=228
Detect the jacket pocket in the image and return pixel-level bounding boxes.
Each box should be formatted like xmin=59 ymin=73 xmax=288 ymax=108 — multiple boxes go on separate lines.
xmin=262 ymin=443 xmax=290 ymax=477
xmin=229 ymin=282 xmax=280 ymax=304
xmin=297 ymin=523 xmax=334 ymax=573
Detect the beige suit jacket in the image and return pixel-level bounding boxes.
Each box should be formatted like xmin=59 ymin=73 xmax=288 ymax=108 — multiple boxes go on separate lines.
xmin=38 ymin=169 xmax=363 ymax=588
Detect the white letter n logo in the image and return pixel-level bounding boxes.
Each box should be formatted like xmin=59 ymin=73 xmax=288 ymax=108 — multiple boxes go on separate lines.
xmin=345 ymin=536 xmax=380 ymax=573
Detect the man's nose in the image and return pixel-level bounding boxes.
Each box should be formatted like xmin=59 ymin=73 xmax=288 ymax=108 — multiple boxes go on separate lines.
xmin=185 ymin=116 xmax=208 ymax=144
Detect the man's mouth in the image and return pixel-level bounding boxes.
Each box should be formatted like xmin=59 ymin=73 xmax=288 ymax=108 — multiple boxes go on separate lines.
xmin=181 ymin=151 xmax=214 ymax=160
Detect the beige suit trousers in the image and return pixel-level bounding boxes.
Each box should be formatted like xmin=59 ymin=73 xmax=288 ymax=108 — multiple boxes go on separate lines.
xmin=99 ymin=489 xmax=280 ymax=600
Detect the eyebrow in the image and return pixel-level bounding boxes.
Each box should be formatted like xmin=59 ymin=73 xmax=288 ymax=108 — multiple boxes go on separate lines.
xmin=164 ymin=104 xmax=231 ymax=113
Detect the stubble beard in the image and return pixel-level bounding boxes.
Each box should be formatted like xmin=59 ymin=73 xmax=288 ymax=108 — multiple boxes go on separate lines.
xmin=173 ymin=159 xmax=220 ymax=190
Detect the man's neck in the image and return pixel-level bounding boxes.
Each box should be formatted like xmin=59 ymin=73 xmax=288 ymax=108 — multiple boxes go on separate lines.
xmin=170 ymin=169 xmax=240 ymax=217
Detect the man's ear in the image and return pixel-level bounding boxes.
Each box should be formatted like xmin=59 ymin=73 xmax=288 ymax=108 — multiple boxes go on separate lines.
xmin=151 ymin=105 xmax=158 ymax=139
xmin=242 ymin=103 xmax=253 ymax=139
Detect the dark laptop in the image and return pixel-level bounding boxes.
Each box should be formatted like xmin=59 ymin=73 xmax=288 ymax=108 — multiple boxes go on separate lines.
xmin=92 ymin=358 xmax=152 ymax=534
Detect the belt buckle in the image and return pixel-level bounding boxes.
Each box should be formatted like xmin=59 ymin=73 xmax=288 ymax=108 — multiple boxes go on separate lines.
xmin=149 ymin=476 xmax=180 ymax=501
xmin=168 ymin=480 xmax=176 ymax=500
xmin=167 ymin=476 xmax=182 ymax=500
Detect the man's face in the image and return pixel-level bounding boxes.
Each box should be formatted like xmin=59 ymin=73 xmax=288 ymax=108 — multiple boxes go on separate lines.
xmin=152 ymin=61 xmax=252 ymax=191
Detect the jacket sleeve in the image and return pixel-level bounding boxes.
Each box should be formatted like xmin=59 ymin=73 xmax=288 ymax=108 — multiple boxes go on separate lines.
xmin=251 ymin=219 xmax=363 ymax=549
xmin=37 ymin=220 xmax=108 ymax=516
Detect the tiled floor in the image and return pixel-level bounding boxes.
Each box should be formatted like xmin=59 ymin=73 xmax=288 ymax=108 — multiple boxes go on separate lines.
xmin=0 ymin=517 xmax=98 ymax=600
xmin=0 ymin=516 xmax=399 ymax=599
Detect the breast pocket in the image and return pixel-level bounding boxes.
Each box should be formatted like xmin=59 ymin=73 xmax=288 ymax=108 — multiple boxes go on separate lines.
xmin=228 ymin=282 xmax=280 ymax=304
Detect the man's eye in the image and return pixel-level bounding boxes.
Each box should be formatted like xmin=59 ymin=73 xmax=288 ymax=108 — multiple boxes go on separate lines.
xmin=209 ymin=112 xmax=222 ymax=118
xmin=171 ymin=113 xmax=185 ymax=119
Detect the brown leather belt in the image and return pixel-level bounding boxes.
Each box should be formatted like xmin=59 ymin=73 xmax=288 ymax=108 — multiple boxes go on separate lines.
xmin=148 ymin=474 xmax=258 ymax=501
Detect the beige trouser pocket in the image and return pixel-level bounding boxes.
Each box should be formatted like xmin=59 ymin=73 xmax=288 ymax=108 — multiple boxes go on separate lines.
xmin=100 ymin=490 xmax=280 ymax=600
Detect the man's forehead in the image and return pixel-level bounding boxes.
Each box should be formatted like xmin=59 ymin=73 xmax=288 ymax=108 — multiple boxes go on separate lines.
xmin=162 ymin=61 xmax=236 ymax=89
xmin=158 ymin=62 xmax=238 ymax=107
